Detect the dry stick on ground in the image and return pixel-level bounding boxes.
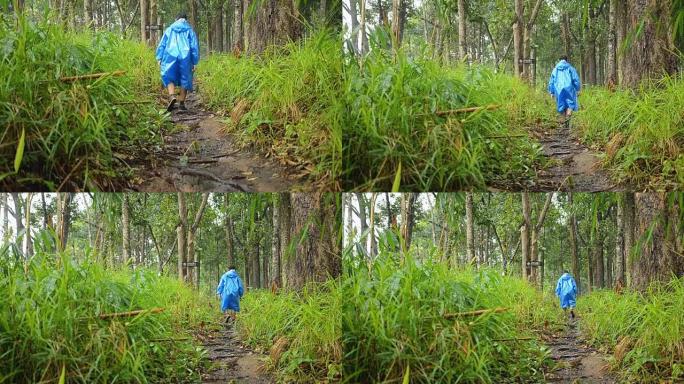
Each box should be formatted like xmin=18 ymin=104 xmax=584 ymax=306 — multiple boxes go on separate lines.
xmin=59 ymin=70 xmax=126 ymax=82
xmin=444 ymin=307 xmax=509 ymax=318
xmin=493 ymin=337 xmax=535 ymax=342
xmin=435 ymin=104 xmax=500 ymax=116
xmin=96 ymin=307 xmax=165 ymax=320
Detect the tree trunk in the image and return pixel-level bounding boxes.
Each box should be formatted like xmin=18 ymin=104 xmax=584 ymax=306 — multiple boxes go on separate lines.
xmin=188 ymin=193 xmax=209 ymax=288
xmin=615 ymin=195 xmax=625 ymax=286
xmin=466 ymin=192 xmax=475 ymax=265
xmin=513 ymin=0 xmax=523 ymax=77
xmin=391 ymin=0 xmax=400 ymax=49
xmin=630 ymin=193 xmax=684 ymax=291
xmin=360 ymin=0 xmax=368 ymax=54
xmin=216 ymin=2 xmax=224 ymax=52
xmin=232 ymin=0 xmax=243 ymax=52
xmin=592 ymin=215 xmax=604 ymax=288
xmin=561 ymin=12 xmax=572 ymax=60
xmin=177 ymin=193 xmax=188 ymax=282
xmin=568 ymin=193 xmax=580 ymax=293
xmin=284 ymin=193 xmax=341 ymax=290
xmin=348 ymin=0 xmax=359 ymax=54
xmin=23 ymin=194 xmax=32 ymax=259
xmin=244 ymin=0 xmax=302 ymax=54
xmin=0 ymin=194 xmax=7 ymax=242
xmin=622 ymin=0 xmax=677 ymax=87
xmin=271 ymin=195 xmax=281 ymax=288
xmin=368 ymin=193 xmax=378 ymax=257
xmin=521 ymin=193 xmax=530 ymax=280
xmin=278 ymin=193 xmax=292 ymax=282
xmin=530 ymin=193 xmax=553 ymax=285
xmin=122 ymin=194 xmax=131 ymax=267
xmin=457 ymin=0 xmax=467 ymax=61
xmin=189 ymin=0 xmax=197 ymax=29
xmin=623 ymin=192 xmax=635 ymax=286
xmin=400 ymin=193 xmax=416 ymax=252
xmin=224 ymin=194 xmax=236 ymax=267
xmin=140 ymin=0 xmax=148 ymax=43
xmin=607 ymin=0 xmax=617 ymax=86
xmin=56 ymin=193 xmax=73 ymax=251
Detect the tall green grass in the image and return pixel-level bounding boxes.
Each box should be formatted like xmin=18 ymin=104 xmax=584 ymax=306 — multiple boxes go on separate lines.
xmin=579 ymin=279 xmax=684 ymax=382
xmin=342 ymin=49 xmax=552 ymax=191
xmin=574 ymin=77 xmax=684 ymax=188
xmin=0 ymin=17 xmax=165 ymax=190
xmin=236 ymin=282 xmax=342 ymax=383
xmin=0 ymin=247 xmax=216 ymax=383
xmin=196 ymin=31 xmax=343 ymax=190
xmin=343 ymin=252 xmax=560 ymax=383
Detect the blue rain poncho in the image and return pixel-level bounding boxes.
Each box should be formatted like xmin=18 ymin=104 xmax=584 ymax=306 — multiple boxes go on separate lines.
xmin=216 ymin=270 xmax=244 ymax=312
xmin=547 ymin=60 xmax=581 ymax=114
xmin=555 ymin=273 xmax=577 ymax=309
xmin=155 ymin=18 xmax=200 ymax=91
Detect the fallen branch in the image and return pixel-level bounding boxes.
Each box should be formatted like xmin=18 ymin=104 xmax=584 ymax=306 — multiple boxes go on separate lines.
xmin=493 ymin=337 xmax=534 ymax=342
xmin=485 ymin=134 xmax=529 ymax=139
xmin=444 ymin=307 xmax=508 ymax=318
xmin=149 ymin=337 xmax=192 ymax=342
xmin=96 ymin=307 xmax=165 ymax=320
xmin=435 ymin=104 xmax=500 ymax=116
xmin=60 ymin=70 xmax=126 ymax=82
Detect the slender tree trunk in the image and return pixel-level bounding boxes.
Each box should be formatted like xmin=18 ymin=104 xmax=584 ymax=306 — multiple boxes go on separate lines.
xmin=122 ymin=194 xmax=131 ymax=267
xmin=368 ymin=193 xmax=378 ymax=257
xmin=360 ymin=0 xmax=368 ymax=54
xmin=568 ymin=193 xmax=580 ymax=293
xmin=530 ymin=193 xmax=553 ymax=285
xmin=224 ymin=194 xmax=235 ymax=267
xmin=607 ymin=0 xmax=617 ymax=86
xmin=177 ymin=193 xmax=188 ymax=282
xmin=23 ymin=194 xmax=32 ymax=259
xmin=513 ymin=0 xmax=523 ymax=77
xmin=561 ymin=12 xmax=572 ymax=60
xmin=466 ymin=193 xmax=475 ymax=265
xmin=140 ymin=0 xmax=148 ymax=43
xmin=188 ymin=193 xmax=209 ymax=288
xmin=457 ymin=0 xmax=467 ymax=61
xmin=271 ymin=195 xmax=281 ymax=288
xmin=0 ymin=194 xmax=7 ymax=242
xmin=616 ymin=195 xmax=625 ymax=286
xmin=56 ymin=193 xmax=73 ymax=251
xmin=278 ymin=193 xmax=292 ymax=284
xmin=232 ymin=0 xmax=243 ymax=52
xmin=623 ymin=192 xmax=635 ymax=286
xmin=521 ymin=193 xmax=530 ymax=280
xmin=400 ymin=193 xmax=416 ymax=252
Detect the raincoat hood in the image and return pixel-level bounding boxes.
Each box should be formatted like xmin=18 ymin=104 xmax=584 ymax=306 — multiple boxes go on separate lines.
xmin=170 ymin=19 xmax=192 ymax=32
xmin=226 ymin=270 xmax=238 ymax=278
xmin=555 ymin=60 xmax=571 ymax=71
xmin=560 ymin=272 xmax=573 ymax=280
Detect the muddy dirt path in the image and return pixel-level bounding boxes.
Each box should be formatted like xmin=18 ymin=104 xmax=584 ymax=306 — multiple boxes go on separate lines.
xmin=544 ymin=319 xmax=615 ymax=384
xmin=198 ymin=322 xmax=272 ymax=384
xmin=133 ymin=93 xmax=299 ymax=192
xmin=532 ymin=120 xmax=620 ymax=192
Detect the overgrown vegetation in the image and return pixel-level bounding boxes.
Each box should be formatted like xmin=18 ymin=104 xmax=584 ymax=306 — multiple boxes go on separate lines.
xmin=0 ymin=245 xmax=216 ymax=383
xmin=343 ymin=251 xmax=562 ymax=383
xmin=579 ymin=279 xmax=684 ymax=382
xmin=0 ymin=16 xmax=165 ymax=191
xmin=236 ymin=282 xmax=342 ymax=383
xmin=196 ymin=31 xmax=343 ymax=190
xmin=574 ymin=77 xmax=684 ymax=189
xmin=342 ymin=48 xmax=553 ymax=191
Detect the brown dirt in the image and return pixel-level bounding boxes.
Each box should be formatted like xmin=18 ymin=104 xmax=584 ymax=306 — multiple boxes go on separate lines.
xmin=544 ymin=318 xmax=616 ymax=384
xmin=198 ymin=321 xmax=273 ymax=384
xmin=531 ymin=120 xmax=622 ymax=192
xmin=131 ymin=93 xmax=304 ymax=192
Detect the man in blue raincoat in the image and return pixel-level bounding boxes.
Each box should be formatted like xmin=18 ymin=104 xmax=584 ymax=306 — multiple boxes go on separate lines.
xmin=555 ymin=270 xmax=577 ymax=319
xmin=547 ymin=56 xmax=581 ymax=127
xmin=216 ymin=266 xmax=244 ymax=322
xmin=155 ymin=13 xmax=200 ymax=112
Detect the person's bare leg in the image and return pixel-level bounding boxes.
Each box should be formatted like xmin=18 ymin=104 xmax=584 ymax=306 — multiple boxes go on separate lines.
xmin=166 ymin=83 xmax=177 ymax=111
xmin=178 ymin=88 xmax=188 ymax=110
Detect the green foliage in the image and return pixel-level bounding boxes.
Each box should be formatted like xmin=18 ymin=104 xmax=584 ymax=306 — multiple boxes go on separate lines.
xmin=343 ymin=252 xmax=561 ymax=383
xmin=196 ymin=31 xmax=343 ymax=189
xmin=575 ymin=78 xmax=684 ymax=188
xmin=0 ymin=17 xmax=165 ymax=190
xmin=236 ymin=282 xmax=342 ymax=383
xmin=343 ymin=49 xmax=552 ymax=191
xmin=0 ymin=248 xmax=216 ymax=383
xmin=580 ymin=279 xmax=684 ymax=382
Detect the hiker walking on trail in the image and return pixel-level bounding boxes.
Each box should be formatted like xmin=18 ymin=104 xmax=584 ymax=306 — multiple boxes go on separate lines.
xmin=216 ymin=266 xmax=244 ymax=322
xmin=155 ymin=12 xmax=199 ymax=112
xmin=555 ymin=271 xmax=578 ymax=319
xmin=547 ymin=56 xmax=581 ymax=126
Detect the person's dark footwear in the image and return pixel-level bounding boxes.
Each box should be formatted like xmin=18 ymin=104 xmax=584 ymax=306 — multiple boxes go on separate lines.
xmin=166 ymin=97 xmax=177 ymax=112
xmin=179 ymin=101 xmax=187 ymax=111
xmin=570 ymin=311 xmax=575 ymax=320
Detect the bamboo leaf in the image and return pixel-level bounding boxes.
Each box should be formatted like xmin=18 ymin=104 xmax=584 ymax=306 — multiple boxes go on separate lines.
xmin=14 ymin=127 xmax=25 ymax=173
xmin=392 ymin=162 xmax=402 ymax=192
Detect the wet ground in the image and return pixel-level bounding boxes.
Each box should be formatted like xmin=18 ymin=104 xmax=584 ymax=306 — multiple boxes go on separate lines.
xmin=198 ymin=321 xmax=272 ymax=384
xmin=544 ymin=318 xmax=616 ymax=384
xmin=133 ymin=93 xmax=299 ymax=192
xmin=532 ymin=119 xmax=620 ymax=192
